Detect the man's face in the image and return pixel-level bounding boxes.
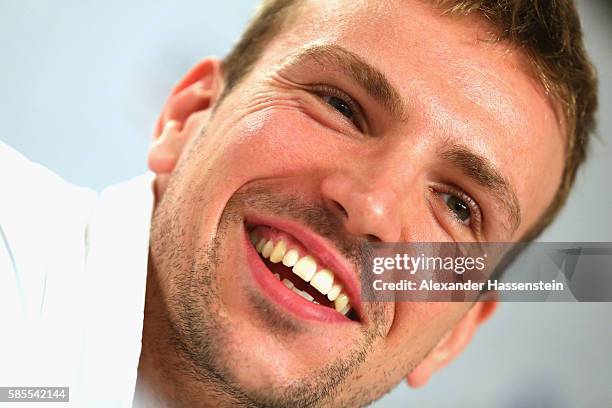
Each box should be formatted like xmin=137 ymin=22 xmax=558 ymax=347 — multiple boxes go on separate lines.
xmin=149 ymin=0 xmax=564 ymax=406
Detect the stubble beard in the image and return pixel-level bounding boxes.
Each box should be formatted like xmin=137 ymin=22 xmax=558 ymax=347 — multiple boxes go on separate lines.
xmin=147 ymin=180 xmax=390 ymax=407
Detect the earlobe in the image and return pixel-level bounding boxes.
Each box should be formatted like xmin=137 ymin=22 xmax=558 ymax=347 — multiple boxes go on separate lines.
xmin=406 ymin=301 xmax=497 ymax=388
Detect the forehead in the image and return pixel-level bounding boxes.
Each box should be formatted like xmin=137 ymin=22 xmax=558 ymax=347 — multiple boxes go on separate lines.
xmin=252 ymin=0 xmax=565 ymax=236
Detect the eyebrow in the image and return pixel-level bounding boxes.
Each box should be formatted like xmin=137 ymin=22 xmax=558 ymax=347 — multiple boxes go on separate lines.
xmin=440 ymin=144 xmax=521 ymax=234
xmin=280 ymin=44 xmax=406 ymax=120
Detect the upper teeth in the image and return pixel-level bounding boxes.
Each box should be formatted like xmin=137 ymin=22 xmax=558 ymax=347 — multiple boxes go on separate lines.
xmin=293 ymin=255 xmax=317 ymax=281
xmin=251 ymin=232 xmax=352 ymax=316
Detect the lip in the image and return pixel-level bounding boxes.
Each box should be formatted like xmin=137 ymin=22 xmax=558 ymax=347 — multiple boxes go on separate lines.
xmin=243 ymin=213 xmax=363 ymax=321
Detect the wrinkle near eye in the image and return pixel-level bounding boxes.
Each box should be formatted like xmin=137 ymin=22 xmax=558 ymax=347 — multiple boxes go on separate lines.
xmin=240 ymin=88 xmax=305 ymax=118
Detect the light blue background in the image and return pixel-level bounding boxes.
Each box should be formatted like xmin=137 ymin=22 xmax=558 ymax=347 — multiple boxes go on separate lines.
xmin=1 ymin=1 xmax=610 ymax=406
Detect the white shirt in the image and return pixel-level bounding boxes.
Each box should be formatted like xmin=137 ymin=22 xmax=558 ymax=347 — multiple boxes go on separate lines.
xmin=0 ymin=141 xmax=154 ymax=407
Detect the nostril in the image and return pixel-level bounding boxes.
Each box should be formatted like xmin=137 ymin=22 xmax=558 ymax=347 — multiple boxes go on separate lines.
xmin=365 ymin=234 xmax=380 ymax=243
xmin=327 ymin=200 xmax=381 ymax=242
xmin=331 ymin=199 xmax=348 ymax=219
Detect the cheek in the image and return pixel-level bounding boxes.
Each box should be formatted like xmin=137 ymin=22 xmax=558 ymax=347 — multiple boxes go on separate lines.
xmin=214 ymin=108 xmax=340 ymax=183
xmin=171 ymin=104 xmax=345 ymax=227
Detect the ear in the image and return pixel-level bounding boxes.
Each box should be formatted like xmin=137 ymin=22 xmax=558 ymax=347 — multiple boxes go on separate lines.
xmin=147 ymin=58 xmax=223 ymax=179
xmin=406 ymin=300 xmax=497 ymax=388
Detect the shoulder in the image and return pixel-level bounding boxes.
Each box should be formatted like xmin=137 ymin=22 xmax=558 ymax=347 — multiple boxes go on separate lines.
xmin=0 ymin=141 xmax=98 ymax=219
xmin=0 ymin=141 xmax=98 ymax=317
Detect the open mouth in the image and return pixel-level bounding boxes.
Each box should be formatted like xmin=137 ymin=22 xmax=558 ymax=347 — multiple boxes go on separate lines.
xmin=245 ymin=222 xmax=359 ymax=322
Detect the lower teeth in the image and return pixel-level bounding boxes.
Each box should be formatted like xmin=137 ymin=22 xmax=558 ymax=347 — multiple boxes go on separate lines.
xmin=278 ymin=268 xmax=352 ymax=317
xmin=282 ymin=277 xmax=316 ymax=302
xmin=296 ymin=290 xmax=314 ymax=302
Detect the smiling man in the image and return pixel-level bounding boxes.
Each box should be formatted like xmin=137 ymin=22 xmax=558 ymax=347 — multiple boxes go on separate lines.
xmin=0 ymin=0 xmax=598 ymax=407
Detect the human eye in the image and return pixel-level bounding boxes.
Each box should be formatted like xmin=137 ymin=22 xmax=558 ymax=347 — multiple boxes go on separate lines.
xmin=441 ymin=193 xmax=471 ymax=224
xmin=323 ymin=95 xmax=354 ymax=121
xmin=430 ymin=184 xmax=484 ymax=234
xmin=310 ymin=84 xmax=367 ymax=131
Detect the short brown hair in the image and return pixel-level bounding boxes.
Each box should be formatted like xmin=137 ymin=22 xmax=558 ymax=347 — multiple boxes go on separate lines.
xmin=222 ymin=0 xmax=598 ymax=241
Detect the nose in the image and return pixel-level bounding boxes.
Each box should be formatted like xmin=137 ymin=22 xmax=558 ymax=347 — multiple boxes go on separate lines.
xmin=320 ymin=172 xmax=402 ymax=242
